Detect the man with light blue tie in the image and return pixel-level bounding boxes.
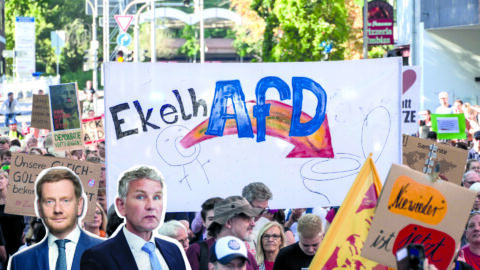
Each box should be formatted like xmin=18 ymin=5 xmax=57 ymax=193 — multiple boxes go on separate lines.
xmin=8 ymin=167 xmax=103 ymax=270
xmin=80 ymin=165 xmax=189 ymax=270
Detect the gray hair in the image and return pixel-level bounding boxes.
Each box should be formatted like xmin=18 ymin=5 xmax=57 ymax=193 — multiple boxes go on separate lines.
xmin=158 ymin=220 xmax=187 ymax=238
xmin=242 ymin=182 xmax=273 ymax=203
xmin=464 ymin=170 xmax=480 ymax=182
xmin=117 ymin=165 xmax=164 ymax=199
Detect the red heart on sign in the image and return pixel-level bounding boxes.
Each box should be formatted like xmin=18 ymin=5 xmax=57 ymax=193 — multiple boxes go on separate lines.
xmin=403 ymin=69 xmax=417 ymax=94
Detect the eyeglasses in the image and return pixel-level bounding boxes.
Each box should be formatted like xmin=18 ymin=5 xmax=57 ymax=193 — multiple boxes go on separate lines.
xmin=471 ymin=167 xmax=480 ymax=170
xmin=465 ymin=181 xmax=477 ymax=186
xmin=475 ymin=137 xmax=480 ymax=141
xmin=262 ymin=234 xmax=281 ymax=240
xmin=0 ymin=141 xmax=7 ymax=144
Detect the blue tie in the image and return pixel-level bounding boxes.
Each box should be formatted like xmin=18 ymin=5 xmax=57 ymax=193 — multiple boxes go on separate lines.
xmin=55 ymin=239 xmax=70 ymax=270
xmin=142 ymin=242 xmax=162 ymax=270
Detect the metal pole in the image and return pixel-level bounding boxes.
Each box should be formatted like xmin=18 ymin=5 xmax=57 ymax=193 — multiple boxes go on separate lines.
xmin=134 ymin=4 xmax=149 ymax=62
xmin=363 ymin=0 xmax=368 ymax=59
xmin=92 ymin=0 xmax=98 ymax=90
xmin=199 ymin=0 xmax=204 ymax=63
xmin=151 ymin=0 xmax=156 ymax=62
xmin=56 ymin=54 xmax=59 ymax=76
xmin=103 ymin=0 xmax=109 ymax=63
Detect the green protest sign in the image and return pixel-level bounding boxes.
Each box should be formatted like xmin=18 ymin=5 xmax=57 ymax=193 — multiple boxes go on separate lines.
xmin=431 ymin=113 xmax=466 ymax=140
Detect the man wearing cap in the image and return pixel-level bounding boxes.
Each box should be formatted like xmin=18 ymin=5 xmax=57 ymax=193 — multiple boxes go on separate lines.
xmin=273 ymin=214 xmax=323 ymax=270
xmin=469 ymin=131 xmax=480 ymax=160
xmin=7 ymin=120 xmax=24 ymax=141
xmin=0 ymin=92 xmax=19 ymax=127
xmin=80 ymin=165 xmax=188 ymax=270
xmin=436 ymin=91 xmax=453 ymax=114
xmin=209 ymin=236 xmax=249 ymax=270
xmin=187 ymin=196 xmax=261 ymax=270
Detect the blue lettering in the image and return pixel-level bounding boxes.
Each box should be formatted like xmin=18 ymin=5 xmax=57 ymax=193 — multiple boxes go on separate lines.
xmin=289 ymin=77 xmax=327 ymax=136
xmin=253 ymin=77 xmax=291 ymax=142
xmin=206 ymin=80 xmax=253 ymax=138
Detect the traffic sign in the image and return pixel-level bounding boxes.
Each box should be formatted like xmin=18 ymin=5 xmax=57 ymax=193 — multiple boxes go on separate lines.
xmin=114 ymin=15 xmax=134 ymax=33
xmin=117 ymin=33 xmax=132 ymax=47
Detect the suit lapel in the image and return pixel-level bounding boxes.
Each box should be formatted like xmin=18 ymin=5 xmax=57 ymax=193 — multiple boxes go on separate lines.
xmin=34 ymin=239 xmax=50 ymax=270
xmin=112 ymin=229 xmax=139 ymax=270
xmin=72 ymin=230 xmax=89 ymax=270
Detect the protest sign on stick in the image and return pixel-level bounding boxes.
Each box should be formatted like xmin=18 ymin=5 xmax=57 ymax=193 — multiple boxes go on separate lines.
xmin=402 ymin=134 xmax=468 ymax=185
xmin=49 ymin=83 xmax=84 ymax=151
xmin=362 ymin=164 xmax=475 ymax=269
xmin=6 ymin=153 xmax=102 ymax=221
xmin=31 ymin=94 xmax=51 ymax=130
xmin=82 ymin=116 xmax=105 ymax=145
xmin=431 ymin=114 xmax=466 ymax=140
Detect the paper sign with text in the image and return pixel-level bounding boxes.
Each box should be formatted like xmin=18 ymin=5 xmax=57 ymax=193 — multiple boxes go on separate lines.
xmin=104 ymin=59 xmax=403 ymax=211
xmin=402 ymin=135 xmax=467 ymax=185
xmin=53 ymin=129 xmax=84 ymax=151
xmin=431 ymin=114 xmax=466 ymax=140
xmin=82 ymin=116 xmax=105 ymax=145
xmin=31 ymin=94 xmax=52 ymax=130
xmin=401 ymin=66 xmax=421 ymax=135
xmin=361 ymin=164 xmax=475 ymax=269
xmin=5 ymin=153 xmax=102 ymax=221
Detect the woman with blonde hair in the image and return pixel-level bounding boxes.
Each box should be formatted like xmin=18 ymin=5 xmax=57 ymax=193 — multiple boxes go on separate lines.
xmin=256 ymin=221 xmax=286 ymax=270
xmin=83 ymin=202 xmax=107 ymax=238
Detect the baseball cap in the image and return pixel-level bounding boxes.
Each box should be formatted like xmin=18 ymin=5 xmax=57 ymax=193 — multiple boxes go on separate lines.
xmin=210 ymin=236 xmax=249 ymax=264
xmin=208 ymin=196 xmax=262 ymax=231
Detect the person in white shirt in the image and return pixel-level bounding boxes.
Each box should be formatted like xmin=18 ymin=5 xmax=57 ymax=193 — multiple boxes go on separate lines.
xmin=80 ymin=165 xmax=189 ymax=270
xmin=0 ymin=93 xmax=19 ymax=127
xmin=435 ymin=91 xmax=453 ymax=114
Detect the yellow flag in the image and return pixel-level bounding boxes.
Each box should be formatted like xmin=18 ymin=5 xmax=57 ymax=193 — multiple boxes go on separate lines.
xmin=309 ymin=155 xmax=387 ymax=270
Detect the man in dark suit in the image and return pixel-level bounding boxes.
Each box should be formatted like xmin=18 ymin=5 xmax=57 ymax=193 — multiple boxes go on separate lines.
xmin=8 ymin=167 xmax=103 ymax=270
xmin=80 ymin=165 xmax=189 ymax=270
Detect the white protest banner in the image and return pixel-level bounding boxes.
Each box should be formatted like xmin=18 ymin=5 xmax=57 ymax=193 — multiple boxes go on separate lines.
xmin=104 ymin=59 xmax=402 ymax=211
xmin=401 ymin=66 xmax=421 ymax=135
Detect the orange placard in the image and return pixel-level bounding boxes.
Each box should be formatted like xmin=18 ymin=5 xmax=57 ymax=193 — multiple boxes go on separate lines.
xmin=388 ymin=175 xmax=447 ymax=225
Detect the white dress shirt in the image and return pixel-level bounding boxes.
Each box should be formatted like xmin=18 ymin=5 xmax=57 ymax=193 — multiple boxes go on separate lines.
xmin=48 ymin=226 xmax=81 ymax=270
xmin=123 ymin=226 xmax=170 ymax=270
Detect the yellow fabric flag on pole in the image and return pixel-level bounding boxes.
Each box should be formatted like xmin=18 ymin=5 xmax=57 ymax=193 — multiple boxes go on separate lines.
xmin=309 ymin=155 xmax=388 ymax=270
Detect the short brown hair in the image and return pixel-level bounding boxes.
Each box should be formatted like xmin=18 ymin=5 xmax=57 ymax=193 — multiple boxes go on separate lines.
xmin=297 ymin=214 xmax=323 ymax=239
xmin=36 ymin=168 xmax=83 ymax=201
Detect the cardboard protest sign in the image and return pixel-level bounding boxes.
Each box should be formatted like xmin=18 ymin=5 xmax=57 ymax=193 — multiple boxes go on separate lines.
xmin=104 ymin=59 xmax=403 ymax=211
xmin=82 ymin=116 xmax=105 ymax=145
xmin=401 ymin=66 xmax=421 ymax=135
xmin=30 ymin=94 xmax=51 ymax=130
xmin=361 ymin=164 xmax=475 ymax=269
xmin=402 ymin=135 xmax=467 ymax=185
xmin=431 ymin=113 xmax=467 ymax=140
xmin=49 ymin=83 xmax=84 ymax=151
xmin=6 ymin=153 xmax=102 ymax=221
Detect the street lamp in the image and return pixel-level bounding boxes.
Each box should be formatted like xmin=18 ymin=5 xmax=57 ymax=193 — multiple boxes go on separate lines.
xmin=86 ymin=0 xmax=99 ymax=90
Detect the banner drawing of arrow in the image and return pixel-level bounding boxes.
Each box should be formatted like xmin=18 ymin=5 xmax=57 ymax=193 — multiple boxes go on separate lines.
xmin=180 ymin=100 xmax=334 ymax=158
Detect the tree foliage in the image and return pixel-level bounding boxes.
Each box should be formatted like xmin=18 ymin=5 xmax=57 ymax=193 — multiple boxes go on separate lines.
xmin=5 ymin=1 xmax=92 ymax=75
xmin=251 ymin=0 xmax=350 ymax=62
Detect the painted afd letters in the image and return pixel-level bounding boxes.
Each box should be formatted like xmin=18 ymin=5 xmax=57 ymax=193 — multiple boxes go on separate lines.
xmin=206 ymin=76 xmax=327 ymax=141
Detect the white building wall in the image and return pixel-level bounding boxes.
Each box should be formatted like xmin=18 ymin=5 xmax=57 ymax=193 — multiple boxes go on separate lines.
xmin=422 ymin=29 xmax=480 ymax=111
